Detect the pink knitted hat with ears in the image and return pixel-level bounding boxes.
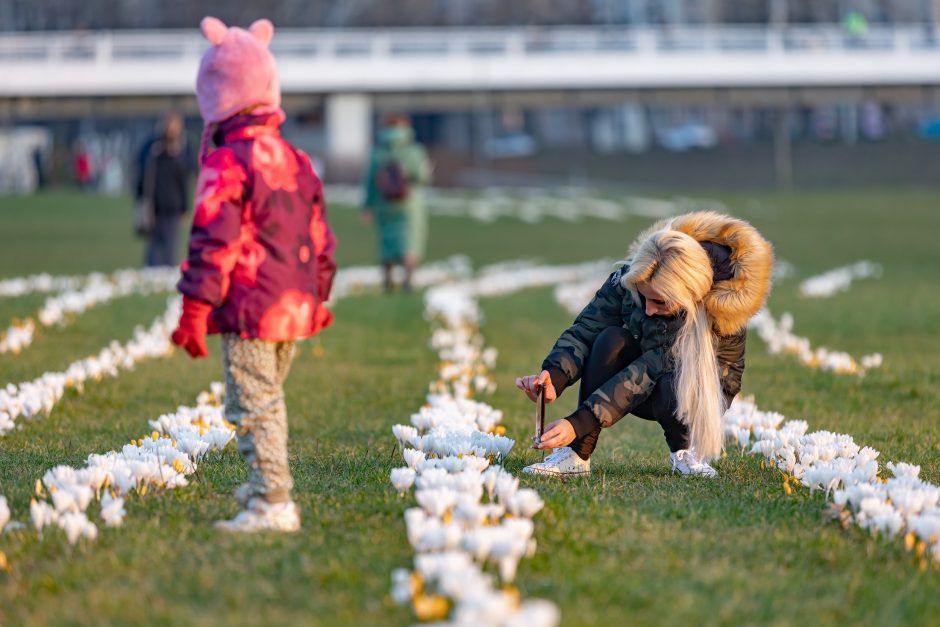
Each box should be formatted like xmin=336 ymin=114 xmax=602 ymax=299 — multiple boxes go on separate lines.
xmin=195 ymin=17 xmax=281 ymax=162
xmin=196 ymin=17 xmax=280 ymax=123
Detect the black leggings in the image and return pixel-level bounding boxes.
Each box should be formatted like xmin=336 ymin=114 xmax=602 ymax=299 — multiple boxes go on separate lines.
xmin=571 ymin=326 xmax=690 ymax=459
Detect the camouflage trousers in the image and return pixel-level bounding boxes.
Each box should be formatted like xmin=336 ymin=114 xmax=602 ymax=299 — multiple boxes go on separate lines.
xmin=221 ymin=334 xmax=296 ymax=505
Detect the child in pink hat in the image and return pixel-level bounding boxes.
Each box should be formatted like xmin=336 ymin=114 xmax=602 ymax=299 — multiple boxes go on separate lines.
xmin=172 ymin=16 xmax=337 ymax=532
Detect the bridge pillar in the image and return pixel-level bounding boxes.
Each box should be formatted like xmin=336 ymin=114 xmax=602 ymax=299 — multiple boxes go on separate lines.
xmin=325 ymin=92 xmax=372 ymax=182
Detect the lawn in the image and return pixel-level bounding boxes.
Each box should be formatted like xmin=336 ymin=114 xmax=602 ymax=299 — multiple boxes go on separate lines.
xmin=0 ymin=187 xmax=939 ymax=626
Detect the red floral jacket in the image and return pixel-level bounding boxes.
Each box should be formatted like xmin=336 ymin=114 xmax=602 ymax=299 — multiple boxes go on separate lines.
xmin=178 ymin=110 xmax=336 ymax=341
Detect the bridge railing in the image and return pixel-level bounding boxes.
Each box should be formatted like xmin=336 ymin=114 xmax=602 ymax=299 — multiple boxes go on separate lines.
xmin=2 ymin=25 xmax=940 ymax=65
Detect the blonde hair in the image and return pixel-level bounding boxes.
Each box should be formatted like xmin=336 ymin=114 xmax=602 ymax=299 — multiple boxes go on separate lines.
xmin=622 ymin=228 xmax=726 ymax=460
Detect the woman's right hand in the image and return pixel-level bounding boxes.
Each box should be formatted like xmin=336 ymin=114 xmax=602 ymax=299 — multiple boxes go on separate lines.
xmin=515 ymin=370 xmax=557 ymax=403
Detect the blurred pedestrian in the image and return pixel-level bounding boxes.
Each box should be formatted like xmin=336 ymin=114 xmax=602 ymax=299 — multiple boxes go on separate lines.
xmin=172 ymin=17 xmax=336 ymax=533
xmin=73 ymin=143 xmax=93 ymax=189
xmin=32 ymin=146 xmax=46 ymax=190
xmin=135 ymin=111 xmax=191 ymax=267
xmin=362 ymin=114 xmax=431 ymax=292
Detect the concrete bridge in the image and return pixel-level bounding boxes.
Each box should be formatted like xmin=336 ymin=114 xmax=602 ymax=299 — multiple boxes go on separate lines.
xmin=3 ymin=25 xmax=940 ymax=183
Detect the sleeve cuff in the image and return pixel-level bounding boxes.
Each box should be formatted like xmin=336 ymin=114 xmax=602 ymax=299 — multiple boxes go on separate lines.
xmin=544 ymin=366 xmax=569 ymax=398
xmin=566 ymin=406 xmax=600 ymax=440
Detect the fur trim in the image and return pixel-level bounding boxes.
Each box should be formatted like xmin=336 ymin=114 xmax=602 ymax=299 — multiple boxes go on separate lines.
xmin=627 ymin=211 xmax=774 ymax=336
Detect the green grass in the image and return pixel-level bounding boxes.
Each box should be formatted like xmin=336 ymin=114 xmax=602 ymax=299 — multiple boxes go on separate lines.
xmin=1 ymin=187 xmax=939 ymax=626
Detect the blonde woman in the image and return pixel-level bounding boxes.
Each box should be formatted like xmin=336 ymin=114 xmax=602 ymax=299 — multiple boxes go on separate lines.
xmin=516 ymin=212 xmax=773 ymax=477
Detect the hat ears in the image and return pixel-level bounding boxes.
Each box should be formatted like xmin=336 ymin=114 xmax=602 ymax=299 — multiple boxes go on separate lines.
xmin=200 ymin=17 xmax=273 ymax=47
xmin=249 ymin=19 xmax=274 ymax=46
xmin=200 ymin=16 xmax=228 ymax=45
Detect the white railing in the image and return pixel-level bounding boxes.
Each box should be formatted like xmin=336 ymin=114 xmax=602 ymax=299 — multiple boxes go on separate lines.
xmin=3 ymin=25 xmax=940 ymax=63
xmin=2 ymin=25 xmax=940 ymax=94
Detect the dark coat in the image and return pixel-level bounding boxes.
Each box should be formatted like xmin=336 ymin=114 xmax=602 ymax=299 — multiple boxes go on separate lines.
xmin=542 ymin=212 xmax=773 ymax=430
xmin=136 ymin=139 xmax=190 ymax=218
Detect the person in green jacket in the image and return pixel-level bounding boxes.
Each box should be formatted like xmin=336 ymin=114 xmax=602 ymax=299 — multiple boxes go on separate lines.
xmin=362 ymin=114 xmax=432 ymax=292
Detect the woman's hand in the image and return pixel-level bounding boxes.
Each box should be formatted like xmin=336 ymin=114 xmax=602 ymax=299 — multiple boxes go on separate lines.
xmin=535 ymin=418 xmax=576 ymax=450
xmin=514 ymin=370 xmax=557 ymax=403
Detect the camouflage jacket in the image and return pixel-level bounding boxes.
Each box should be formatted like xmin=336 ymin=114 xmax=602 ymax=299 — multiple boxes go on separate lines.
xmin=542 ymin=264 xmax=746 ymax=430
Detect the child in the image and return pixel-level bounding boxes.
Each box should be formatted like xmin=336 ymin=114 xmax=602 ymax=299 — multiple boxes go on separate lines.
xmin=517 ymin=212 xmax=772 ymax=478
xmin=171 ymin=17 xmax=336 ymax=532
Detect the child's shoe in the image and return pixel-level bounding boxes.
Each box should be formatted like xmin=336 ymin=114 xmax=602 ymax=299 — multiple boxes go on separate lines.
xmin=669 ymin=449 xmax=718 ymax=478
xmin=233 ymin=483 xmax=254 ymax=508
xmin=215 ymin=498 xmax=301 ymax=533
xmin=522 ymin=446 xmax=591 ymax=477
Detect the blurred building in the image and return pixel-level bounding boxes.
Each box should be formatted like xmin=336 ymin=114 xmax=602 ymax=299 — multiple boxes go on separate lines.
xmin=2 ymin=1 xmax=940 ymax=190
xmin=3 ymin=1 xmax=940 ymax=29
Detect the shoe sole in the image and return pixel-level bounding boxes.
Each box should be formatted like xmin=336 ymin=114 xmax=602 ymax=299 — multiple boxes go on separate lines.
xmin=672 ymin=469 xmax=718 ymax=478
xmin=215 ymin=522 xmax=301 ymax=533
xmin=523 ymin=467 xmax=591 ymax=477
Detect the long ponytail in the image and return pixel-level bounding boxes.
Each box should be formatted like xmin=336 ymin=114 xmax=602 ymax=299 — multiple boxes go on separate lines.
xmin=623 ymin=228 xmax=725 ymax=460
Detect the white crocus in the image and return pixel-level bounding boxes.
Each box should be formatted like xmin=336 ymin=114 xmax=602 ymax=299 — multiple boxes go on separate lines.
xmin=0 ymin=495 xmax=9 ymax=532
xmin=506 ymin=489 xmax=545 ymax=519
xmin=390 ymin=467 xmax=417 ymax=495
xmin=99 ymin=494 xmax=126 ymax=528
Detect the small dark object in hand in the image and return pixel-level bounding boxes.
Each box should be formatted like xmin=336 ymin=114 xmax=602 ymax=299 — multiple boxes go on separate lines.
xmin=530 ymin=385 xmax=545 ymax=450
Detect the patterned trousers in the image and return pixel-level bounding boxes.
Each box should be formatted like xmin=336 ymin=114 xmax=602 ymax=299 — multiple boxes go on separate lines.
xmin=221 ymin=334 xmax=296 ymax=504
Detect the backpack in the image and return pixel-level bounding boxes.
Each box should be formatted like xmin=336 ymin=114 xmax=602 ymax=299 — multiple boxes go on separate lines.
xmin=375 ymin=158 xmax=410 ymax=202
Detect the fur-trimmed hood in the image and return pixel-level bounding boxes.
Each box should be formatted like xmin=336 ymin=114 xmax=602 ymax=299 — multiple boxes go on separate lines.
xmin=628 ymin=211 xmax=774 ymax=337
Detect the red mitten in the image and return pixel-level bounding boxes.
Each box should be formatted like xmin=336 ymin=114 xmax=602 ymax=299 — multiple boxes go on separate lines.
xmin=171 ymin=297 xmax=213 ymax=358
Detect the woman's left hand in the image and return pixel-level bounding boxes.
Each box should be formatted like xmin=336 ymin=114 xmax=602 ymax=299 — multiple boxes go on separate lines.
xmin=536 ymin=418 xmax=576 ymax=450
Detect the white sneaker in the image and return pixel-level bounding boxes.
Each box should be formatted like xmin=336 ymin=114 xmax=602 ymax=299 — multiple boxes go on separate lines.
xmin=523 ymin=447 xmax=591 ymax=477
xmin=215 ymin=499 xmax=301 ymax=532
xmin=670 ymin=449 xmax=718 ymax=478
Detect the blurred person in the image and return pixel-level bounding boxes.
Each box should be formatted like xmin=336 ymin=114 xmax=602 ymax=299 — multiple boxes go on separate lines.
xmin=842 ymin=11 xmax=869 ymax=48
xmin=171 ymin=16 xmax=337 ymax=532
xmin=135 ymin=111 xmax=191 ymax=266
xmin=32 ymin=146 xmax=46 ymax=189
xmin=73 ymin=142 xmax=93 ymax=189
xmin=362 ymin=113 xmax=432 ymax=292
xmin=516 ymin=212 xmax=773 ymax=478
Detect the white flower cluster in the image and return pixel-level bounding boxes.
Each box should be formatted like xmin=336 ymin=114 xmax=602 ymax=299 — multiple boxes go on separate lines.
xmin=0 ymin=318 xmax=35 ymax=354
xmin=0 ymin=297 xmax=181 ymax=437
xmin=423 ymin=261 xmax=610 ymax=400
xmin=0 ymin=272 xmax=85 ymax=297
xmin=553 ymin=280 xmax=599 ymax=316
xmin=1 ymin=266 xmax=179 ymax=355
xmin=327 ymin=256 xmax=472 ymax=302
xmin=725 ymin=397 xmax=940 ymax=567
xmin=799 ymin=261 xmax=882 ymax=298
xmin=389 ymin=271 xmax=560 ymax=626
xmin=749 ymin=309 xmax=882 ymax=376
xmin=0 ymin=495 xmax=9 ymax=534
xmin=469 ymin=260 xmax=612 ymax=299
xmin=10 ymin=384 xmax=233 ymax=546
xmin=326 ymin=184 xmax=728 ymax=224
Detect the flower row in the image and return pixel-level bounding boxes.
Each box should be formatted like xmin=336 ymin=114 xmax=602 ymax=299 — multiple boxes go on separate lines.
xmin=389 ymin=265 xmax=587 ymax=626
xmin=0 ymin=272 xmax=86 ymax=298
xmin=0 ymin=258 xmax=475 ymax=440
xmin=798 ymin=261 xmax=882 ymax=299
xmin=724 ymin=397 xmax=940 ymax=568
xmin=1 ymin=267 xmax=180 ymax=355
xmin=0 ymin=298 xmax=181 ymax=437
xmin=0 ymin=383 xmax=233 ymax=546
xmin=748 ymin=309 xmax=882 ymax=376
xmin=326 ymin=184 xmax=728 ymax=224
